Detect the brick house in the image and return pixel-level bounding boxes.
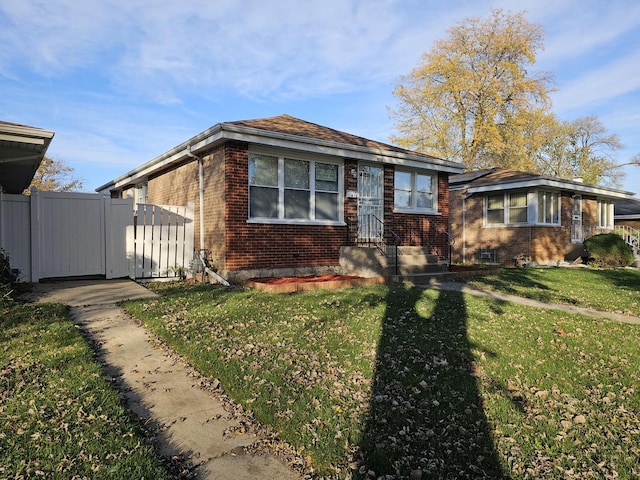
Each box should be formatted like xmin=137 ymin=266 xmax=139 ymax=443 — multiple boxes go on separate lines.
xmin=98 ymin=115 xmax=464 ymax=281
xmin=615 ymin=197 xmax=640 ymax=230
xmin=449 ymin=168 xmax=636 ymax=266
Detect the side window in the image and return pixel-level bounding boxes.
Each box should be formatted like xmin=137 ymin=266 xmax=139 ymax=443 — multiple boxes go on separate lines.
xmin=394 ymin=169 xmax=437 ymax=212
xmin=486 ymin=194 xmax=505 ymax=224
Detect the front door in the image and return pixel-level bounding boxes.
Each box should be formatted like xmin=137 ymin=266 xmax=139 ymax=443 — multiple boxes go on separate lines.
xmin=571 ymin=194 xmax=583 ymax=243
xmin=357 ymin=164 xmax=383 ymax=240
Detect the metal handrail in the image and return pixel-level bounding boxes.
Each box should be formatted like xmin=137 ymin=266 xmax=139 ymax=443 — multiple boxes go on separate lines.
xmin=372 ymin=215 xmax=401 ymax=276
xmin=422 ymin=217 xmax=455 ymax=269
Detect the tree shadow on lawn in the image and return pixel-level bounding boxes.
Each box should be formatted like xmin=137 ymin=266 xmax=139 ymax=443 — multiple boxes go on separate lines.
xmin=359 ymin=284 xmax=509 ymax=479
xmin=468 ymin=268 xmax=552 ymax=295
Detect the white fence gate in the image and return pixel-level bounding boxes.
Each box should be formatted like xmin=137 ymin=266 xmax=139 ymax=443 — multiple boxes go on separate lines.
xmin=0 ymin=190 xmax=193 ymax=282
xmin=132 ymin=203 xmax=194 ymax=279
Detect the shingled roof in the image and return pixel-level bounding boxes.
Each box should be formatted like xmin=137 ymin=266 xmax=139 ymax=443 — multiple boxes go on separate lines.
xmin=227 ymin=114 xmax=431 ymax=158
xmin=98 ymin=114 xmax=465 ymax=192
xmin=450 ymin=167 xmax=634 ymax=199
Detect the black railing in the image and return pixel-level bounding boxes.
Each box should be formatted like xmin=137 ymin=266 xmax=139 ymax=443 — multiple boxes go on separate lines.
xmin=346 ymin=215 xmax=402 ymax=275
xmin=422 ymin=217 xmax=455 ymax=271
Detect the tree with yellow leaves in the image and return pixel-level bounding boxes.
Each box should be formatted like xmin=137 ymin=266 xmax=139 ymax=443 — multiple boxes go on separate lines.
xmin=390 ymin=9 xmax=554 ymax=171
xmin=25 ymin=156 xmax=83 ymax=194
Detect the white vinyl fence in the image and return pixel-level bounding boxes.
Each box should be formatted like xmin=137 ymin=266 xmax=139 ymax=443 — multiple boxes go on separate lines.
xmin=132 ymin=203 xmax=194 ymax=279
xmin=0 ymin=190 xmax=193 ymax=282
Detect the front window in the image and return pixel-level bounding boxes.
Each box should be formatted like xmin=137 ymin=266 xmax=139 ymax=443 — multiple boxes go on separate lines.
xmin=394 ymin=169 xmax=437 ymax=212
xmin=537 ymin=191 xmax=560 ymax=224
xmin=598 ymin=199 xmax=614 ymax=228
xmin=508 ymin=192 xmax=528 ymax=223
xmin=486 ymin=194 xmax=505 ymax=224
xmin=486 ymin=192 xmax=528 ymax=225
xmin=249 ymin=152 xmax=341 ymax=222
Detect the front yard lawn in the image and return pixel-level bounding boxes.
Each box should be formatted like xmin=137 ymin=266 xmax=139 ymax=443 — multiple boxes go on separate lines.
xmin=462 ymin=267 xmax=640 ymax=316
xmin=124 ymin=279 xmax=640 ymax=479
xmin=1 ymin=298 xmax=171 ymax=479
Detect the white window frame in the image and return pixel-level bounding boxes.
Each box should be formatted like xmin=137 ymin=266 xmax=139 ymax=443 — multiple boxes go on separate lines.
xmin=248 ymin=149 xmax=344 ymax=225
xmin=393 ymin=168 xmax=438 ymax=214
xmin=597 ymin=199 xmax=614 ymax=228
xmin=536 ymin=190 xmax=561 ymax=225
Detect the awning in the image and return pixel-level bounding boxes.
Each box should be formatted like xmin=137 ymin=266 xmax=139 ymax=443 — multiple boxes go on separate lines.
xmin=0 ymin=121 xmax=55 ymax=194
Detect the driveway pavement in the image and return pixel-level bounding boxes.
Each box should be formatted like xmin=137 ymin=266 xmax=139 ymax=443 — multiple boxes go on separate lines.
xmin=27 ymin=279 xmax=301 ymax=480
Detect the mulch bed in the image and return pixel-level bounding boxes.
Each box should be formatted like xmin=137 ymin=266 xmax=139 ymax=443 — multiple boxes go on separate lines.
xmin=245 ymin=274 xmax=385 ymax=293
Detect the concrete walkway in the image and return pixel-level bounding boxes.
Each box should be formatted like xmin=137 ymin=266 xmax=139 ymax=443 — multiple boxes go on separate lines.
xmin=27 ymin=279 xmax=301 ymax=480
xmin=422 ymin=281 xmax=640 ymax=325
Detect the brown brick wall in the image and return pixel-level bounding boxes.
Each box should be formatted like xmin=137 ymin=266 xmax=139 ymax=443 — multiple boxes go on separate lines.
xmin=617 ymin=219 xmax=640 ymax=230
xmin=450 ymin=190 xmax=605 ymax=265
xmin=147 ymin=145 xmax=226 ymax=269
xmin=145 ymin=141 xmax=455 ymax=277
xmin=223 ymin=142 xmax=346 ymax=275
xmin=386 ymin=171 xmax=451 ymax=255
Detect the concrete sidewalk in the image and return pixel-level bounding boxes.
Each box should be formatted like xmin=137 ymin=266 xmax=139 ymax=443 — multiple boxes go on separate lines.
xmin=27 ymin=279 xmax=301 ymax=480
xmin=422 ymin=281 xmax=640 ymax=325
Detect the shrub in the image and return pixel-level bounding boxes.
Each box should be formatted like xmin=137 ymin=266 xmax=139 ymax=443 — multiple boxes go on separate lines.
xmin=0 ymin=249 xmax=14 ymax=307
xmin=583 ymin=233 xmax=635 ymax=267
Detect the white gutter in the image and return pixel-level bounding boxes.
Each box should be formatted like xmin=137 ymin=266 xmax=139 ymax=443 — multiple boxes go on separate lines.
xmin=466 ymin=178 xmax=634 ymax=199
xmin=97 ymin=121 xmax=465 ymax=192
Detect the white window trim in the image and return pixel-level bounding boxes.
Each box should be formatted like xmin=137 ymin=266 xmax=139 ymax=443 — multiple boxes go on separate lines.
xmin=393 ymin=168 xmax=438 ymax=214
xmin=484 ymin=190 xmax=567 ymax=227
xmin=597 ymin=198 xmax=614 ymax=228
xmin=248 ymin=148 xmax=344 ymax=225
xmin=484 ymin=191 xmax=531 ymax=226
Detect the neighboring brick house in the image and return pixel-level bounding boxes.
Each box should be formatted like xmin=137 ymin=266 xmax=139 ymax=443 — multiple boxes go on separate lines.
xmin=615 ymin=197 xmax=640 ymax=230
xmin=98 ymin=115 xmax=464 ymax=281
xmin=449 ymin=168 xmax=636 ymax=266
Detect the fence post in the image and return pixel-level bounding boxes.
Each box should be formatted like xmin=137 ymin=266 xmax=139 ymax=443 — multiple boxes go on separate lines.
xmin=30 ymin=187 xmax=40 ymax=283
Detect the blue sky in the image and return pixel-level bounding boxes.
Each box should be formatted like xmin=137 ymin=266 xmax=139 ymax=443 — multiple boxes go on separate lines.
xmin=1 ymin=0 xmax=639 ymax=195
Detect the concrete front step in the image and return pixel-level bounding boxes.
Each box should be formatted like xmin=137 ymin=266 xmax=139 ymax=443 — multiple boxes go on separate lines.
xmin=339 ymin=246 xmax=449 ymax=277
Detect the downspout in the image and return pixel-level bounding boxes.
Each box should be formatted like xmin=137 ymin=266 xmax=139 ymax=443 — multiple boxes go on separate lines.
xmin=186 ymin=147 xmax=230 ymax=286
xmin=462 ymin=191 xmax=468 ymax=264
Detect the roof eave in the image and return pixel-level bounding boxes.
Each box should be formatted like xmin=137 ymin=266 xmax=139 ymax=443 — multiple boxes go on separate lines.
xmin=466 ymin=178 xmax=634 ymax=199
xmin=97 ymin=122 xmax=465 ymax=192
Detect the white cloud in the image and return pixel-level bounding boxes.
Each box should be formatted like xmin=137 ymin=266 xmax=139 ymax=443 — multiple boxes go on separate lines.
xmin=551 ymin=49 xmax=640 ymax=113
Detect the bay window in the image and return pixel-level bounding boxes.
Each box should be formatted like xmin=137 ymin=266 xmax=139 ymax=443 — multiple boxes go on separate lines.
xmin=249 ymin=152 xmax=341 ymax=223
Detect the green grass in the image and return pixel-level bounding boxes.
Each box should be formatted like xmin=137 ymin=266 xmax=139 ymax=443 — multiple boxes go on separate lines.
xmin=0 ymin=298 xmax=171 ymax=479
xmin=124 ymin=279 xmax=640 ymax=479
xmin=461 ymin=267 xmax=640 ymax=316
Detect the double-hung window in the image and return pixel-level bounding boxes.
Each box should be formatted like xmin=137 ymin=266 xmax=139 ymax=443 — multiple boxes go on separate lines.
xmin=394 ymin=169 xmax=437 ymax=212
xmin=486 ymin=192 xmax=528 ymax=225
xmin=249 ymin=152 xmax=341 ymax=223
xmin=537 ymin=191 xmax=560 ymax=224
